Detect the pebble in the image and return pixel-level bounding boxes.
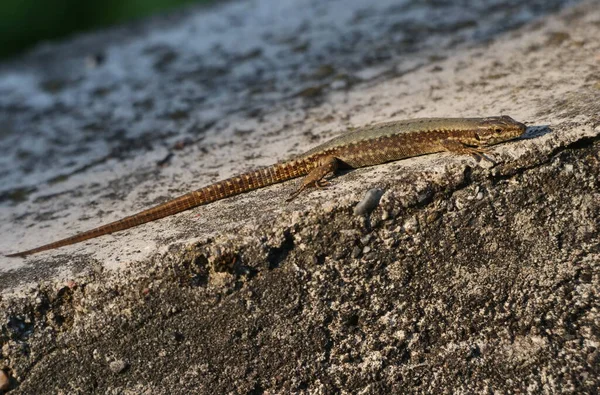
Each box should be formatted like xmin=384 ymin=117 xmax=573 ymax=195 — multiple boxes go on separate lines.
xmin=109 ymin=360 xmax=129 ymax=374
xmin=402 ymin=216 xmax=419 ymax=233
xmin=360 ymin=234 xmax=372 ymax=245
xmin=354 ymin=188 xmax=385 ymax=215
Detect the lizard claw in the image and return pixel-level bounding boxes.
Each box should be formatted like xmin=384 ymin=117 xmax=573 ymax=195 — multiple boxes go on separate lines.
xmin=466 ymin=147 xmax=496 ymax=164
xmin=286 ymin=156 xmax=339 ymax=202
xmin=315 ymin=179 xmax=330 ymax=189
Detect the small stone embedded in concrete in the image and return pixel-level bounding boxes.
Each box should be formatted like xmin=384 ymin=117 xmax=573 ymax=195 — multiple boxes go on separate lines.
xmin=402 ymin=216 xmax=419 ymax=234
xmin=381 ymin=210 xmax=391 ymax=220
xmin=563 ymin=163 xmax=574 ymax=173
xmin=109 ymin=359 xmax=129 ymax=374
xmin=360 ymin=234 xmax=372 ymax=245
xmin=0 ymin=369 xmax=9 ymax=391
xmin=354 ymin=188 xmax=385 ymax=216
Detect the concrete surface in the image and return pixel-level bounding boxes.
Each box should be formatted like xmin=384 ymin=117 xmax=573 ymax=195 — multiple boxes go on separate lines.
xmin=0 ymin=0 xmax=599 ymax=393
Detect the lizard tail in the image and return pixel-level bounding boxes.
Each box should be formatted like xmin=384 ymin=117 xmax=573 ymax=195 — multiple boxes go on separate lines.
xmin=6 ymin=160 xmax=310 ymax=257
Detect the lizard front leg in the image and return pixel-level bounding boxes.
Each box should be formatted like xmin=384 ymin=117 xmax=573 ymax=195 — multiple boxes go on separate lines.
xmin=286 ymin=156 xmax=339 ymax=202
xmin=440 ymin=139 xmax=493 ymax=162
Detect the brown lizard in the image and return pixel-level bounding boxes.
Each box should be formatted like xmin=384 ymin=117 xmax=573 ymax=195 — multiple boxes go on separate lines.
xmin=6 ymin=116 xmax=526 ymax=257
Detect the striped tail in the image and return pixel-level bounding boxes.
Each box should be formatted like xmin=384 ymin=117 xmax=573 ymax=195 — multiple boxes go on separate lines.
xmin=6 ymin=160 xmax=311 ymax=257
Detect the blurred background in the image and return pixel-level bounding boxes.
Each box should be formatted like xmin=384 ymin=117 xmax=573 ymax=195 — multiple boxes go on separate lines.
xmin=0 ymin=0 xmax=212 ymax=59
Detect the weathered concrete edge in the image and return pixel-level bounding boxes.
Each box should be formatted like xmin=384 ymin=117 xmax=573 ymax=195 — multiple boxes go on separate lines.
xmin=1 ymin=120 xmax=597 ymax=299
xmin=1 ymin=129 xmax=598 ymax=391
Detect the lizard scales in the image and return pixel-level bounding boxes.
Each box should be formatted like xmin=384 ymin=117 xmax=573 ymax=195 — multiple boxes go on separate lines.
xmin=6 ymin=116 xmax=526 ymax=257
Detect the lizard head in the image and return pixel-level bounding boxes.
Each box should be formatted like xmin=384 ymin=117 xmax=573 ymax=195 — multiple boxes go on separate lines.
xmin=475 ymin=115 xmax=526 ymax=146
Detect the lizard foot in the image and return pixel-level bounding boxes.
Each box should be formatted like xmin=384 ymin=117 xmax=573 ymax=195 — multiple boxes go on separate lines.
xmin=286 ymin=156 xmax=339 ymax=201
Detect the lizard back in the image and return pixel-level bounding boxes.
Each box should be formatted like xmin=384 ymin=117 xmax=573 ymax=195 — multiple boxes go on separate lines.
xmin=299 ymin=117 xmax=507 ymax=167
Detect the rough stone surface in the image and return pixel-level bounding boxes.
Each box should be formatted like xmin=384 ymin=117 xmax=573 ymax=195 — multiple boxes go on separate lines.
xmin=1 ymin=0 xmax=599 ymax=393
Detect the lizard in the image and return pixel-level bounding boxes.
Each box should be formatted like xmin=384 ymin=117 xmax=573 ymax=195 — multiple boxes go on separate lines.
xmin=5 ymin=115 xmax=526 ymax=257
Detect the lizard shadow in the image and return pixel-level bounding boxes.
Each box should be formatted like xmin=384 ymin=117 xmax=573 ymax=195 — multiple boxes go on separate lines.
xmin=520 ymin=125 xmax=552 ymax=140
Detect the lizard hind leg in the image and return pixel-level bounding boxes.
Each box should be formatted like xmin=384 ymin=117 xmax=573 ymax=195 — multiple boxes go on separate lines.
xmin=286 ymin=156 xmax=339 ymax=202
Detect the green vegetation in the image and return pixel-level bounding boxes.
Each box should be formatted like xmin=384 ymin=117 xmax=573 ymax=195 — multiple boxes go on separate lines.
xmin=0 ymin=0 xmax=211 ymax=59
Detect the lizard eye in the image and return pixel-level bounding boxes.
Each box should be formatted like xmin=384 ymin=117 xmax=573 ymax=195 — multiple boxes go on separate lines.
xmin=495 ymin=128 xmax=502 ymax=133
